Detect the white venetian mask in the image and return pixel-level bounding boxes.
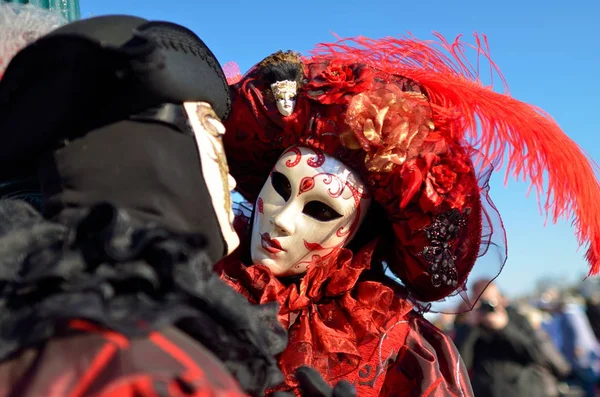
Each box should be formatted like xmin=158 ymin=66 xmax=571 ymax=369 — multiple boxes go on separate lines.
xmin=251 ymin=145 xmax=371 ymax=276
xmin=270 ymin=80 xmax=297 ymax=116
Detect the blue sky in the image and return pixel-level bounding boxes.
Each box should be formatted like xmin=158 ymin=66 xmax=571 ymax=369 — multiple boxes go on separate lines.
xmin=81 ymin=0 xmax=599 ymax=298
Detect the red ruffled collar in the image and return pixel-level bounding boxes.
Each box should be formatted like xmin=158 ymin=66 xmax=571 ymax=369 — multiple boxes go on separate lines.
xmin=216 ymin=240 xmax=413 ymax=394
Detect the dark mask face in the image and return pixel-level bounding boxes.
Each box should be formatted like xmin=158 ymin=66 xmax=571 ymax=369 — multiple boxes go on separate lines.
xmin=37 ymin=117 xmax=228 ymax=264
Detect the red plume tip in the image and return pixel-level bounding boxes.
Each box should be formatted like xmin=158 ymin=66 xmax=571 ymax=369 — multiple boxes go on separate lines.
xmin=310 ymin=32 xmax=600 ymax=276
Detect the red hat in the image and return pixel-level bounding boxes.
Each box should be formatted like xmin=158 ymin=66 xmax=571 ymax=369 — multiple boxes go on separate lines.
xmin=224 ymin=34 xmax=600 ymax=303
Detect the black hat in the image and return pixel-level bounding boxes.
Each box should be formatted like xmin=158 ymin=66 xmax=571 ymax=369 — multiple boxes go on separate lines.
xmin=0 ymin=15 xmax=234 ymax=261
xmin=0 ymin=15 xmax=230 ymax=179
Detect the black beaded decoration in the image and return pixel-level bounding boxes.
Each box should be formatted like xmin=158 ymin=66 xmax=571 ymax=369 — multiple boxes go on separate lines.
xmin=421 ymin=208 xmax=469 ymax=288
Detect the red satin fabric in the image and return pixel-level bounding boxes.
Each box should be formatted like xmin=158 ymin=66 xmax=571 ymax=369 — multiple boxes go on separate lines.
xmin=381 ymin=315 xmax=474 ymax=397
xmin=216 ymin=240 xmax=473 ymax=397
xmin=0 ymin=322 xmax=246 ymax=397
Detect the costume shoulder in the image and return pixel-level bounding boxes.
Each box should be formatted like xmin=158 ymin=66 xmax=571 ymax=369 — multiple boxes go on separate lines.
xmin=0 ymin=199 xmax=286 ymax=396
xmin=380 ymin=312 xmax=474 ymax=397
xmin=0 ymin=323 xmax=248 ymax=397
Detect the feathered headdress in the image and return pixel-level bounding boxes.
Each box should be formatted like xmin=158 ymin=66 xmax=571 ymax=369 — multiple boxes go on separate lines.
xmin=223 ymin=33 xmax=599 ymax=302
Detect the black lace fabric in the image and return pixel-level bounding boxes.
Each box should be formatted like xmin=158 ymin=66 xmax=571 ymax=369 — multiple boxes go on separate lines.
xmin=0 ymin=199 xmax=287 ymax=396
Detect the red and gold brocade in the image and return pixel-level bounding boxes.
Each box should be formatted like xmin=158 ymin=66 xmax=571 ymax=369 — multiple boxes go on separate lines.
xmin=216 ymin=240 xmax=473 ymax=397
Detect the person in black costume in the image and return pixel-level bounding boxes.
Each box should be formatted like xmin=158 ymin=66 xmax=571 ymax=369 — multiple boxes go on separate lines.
xmin=0 ymin=14 xmax=354 ymax=397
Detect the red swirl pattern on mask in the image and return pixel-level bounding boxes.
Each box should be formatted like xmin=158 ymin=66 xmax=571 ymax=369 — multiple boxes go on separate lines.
xmin=284 ymin=147 xmax=303 ymax=168
xmin=257 ymin=197 xmax=264 ymax=214
xmin=283 ymin=146 xmax=327 ymax=169
xmin=306 ymin=148 xmax=326 ymax=168
xmin=293 ymin=240 xmax=344 ymax=271
xmin=297 ymin=172 xmax=349 ymax=199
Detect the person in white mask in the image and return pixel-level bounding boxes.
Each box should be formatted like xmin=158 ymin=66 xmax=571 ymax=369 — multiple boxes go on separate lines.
xmin=217 ymin=37 xmax=600 ymax=397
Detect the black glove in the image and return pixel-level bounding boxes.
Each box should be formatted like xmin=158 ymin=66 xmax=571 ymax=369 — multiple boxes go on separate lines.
xmin=295 ymin=366 xmax=356 ymax=397
xmin=271 ymin=366 xmax=356 ymax=397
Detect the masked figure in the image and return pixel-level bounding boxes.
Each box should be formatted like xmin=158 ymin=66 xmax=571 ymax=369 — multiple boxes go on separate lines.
xmin=256 ymin=50 xmax=303 ymax=118
xmin=217 ymin=37 xmax=600 ymax=397
xmin=0 ymin=12 xmax=290 ymax=397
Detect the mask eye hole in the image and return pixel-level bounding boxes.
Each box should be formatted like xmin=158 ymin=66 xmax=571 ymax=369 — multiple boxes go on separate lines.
xmin=271 ymin=172 xmax=291 ymax=202
xmin=303 ymin=201 xmax=342 ymax=222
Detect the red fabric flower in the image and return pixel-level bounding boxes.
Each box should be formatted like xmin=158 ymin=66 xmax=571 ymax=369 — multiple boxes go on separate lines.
xmin=429 ymin=164 xmax=457 ymax=194
xmin=305 ymin=61 xmax=373 ymax=105
xmin=398 ymin=137 xmax=472 ymax=214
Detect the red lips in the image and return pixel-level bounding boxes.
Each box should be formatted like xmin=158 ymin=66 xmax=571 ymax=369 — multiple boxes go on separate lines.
xmin=261 ymin=233 xmax=285 ymax=254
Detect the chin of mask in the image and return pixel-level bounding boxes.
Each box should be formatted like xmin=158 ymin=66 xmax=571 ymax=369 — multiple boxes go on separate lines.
xmin=184 ymin=102 xmax=240 ymax=255
xmin=251 ymin=145 xmax=371 ymax=277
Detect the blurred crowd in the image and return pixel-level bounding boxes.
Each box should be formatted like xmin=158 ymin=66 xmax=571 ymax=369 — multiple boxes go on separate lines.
xmin=432 ymin=278 xmax=600 ymax=397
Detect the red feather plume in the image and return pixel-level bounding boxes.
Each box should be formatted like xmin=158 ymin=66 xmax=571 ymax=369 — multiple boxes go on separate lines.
xmin=309 ymin=33 xmax=600 ymax=276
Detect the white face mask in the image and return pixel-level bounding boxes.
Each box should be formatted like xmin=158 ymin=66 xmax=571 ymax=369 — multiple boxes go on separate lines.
xmin=184 ymin=101 xmax=240 ymax=255
xmin=270 ymin=80 xmax=297 ymax=117
xmin=251 ymin=145 xmax=371 ymax=277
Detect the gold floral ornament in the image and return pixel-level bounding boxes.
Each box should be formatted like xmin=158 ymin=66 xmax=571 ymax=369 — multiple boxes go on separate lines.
xmin=344 ymin=84 xmax=434 ymax=173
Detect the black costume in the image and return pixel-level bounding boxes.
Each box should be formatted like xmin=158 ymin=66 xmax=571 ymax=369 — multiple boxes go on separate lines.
xmin=0 ymin=15 xmax=285 ymax=397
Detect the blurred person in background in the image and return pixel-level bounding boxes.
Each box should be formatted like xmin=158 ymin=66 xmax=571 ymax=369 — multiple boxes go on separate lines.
xmin=582 ymin=285 xmax=600 ymax=395
xmin=433 ymin=313 xmax=457 ymax=339
xmin=580 ymin=281 xmax=600 ymax=341
xmin=540 ymin=288 xmax=566 ymax=351
xmin=452 ymin=300 xmax=474 ymax=346
xmin=585 ymin=295 xmax=600 ymax=341
xmin=520 ymin=304 xmax=573 ymax=397
xmin=558 ymin=293 xmax=600 ymax=397
xmin=456 ymin=279 xmax=564 ymax=397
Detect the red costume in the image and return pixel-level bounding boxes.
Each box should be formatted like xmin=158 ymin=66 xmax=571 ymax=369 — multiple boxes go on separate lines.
xmin=217 ymin=34 xmax=600 ymax=397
